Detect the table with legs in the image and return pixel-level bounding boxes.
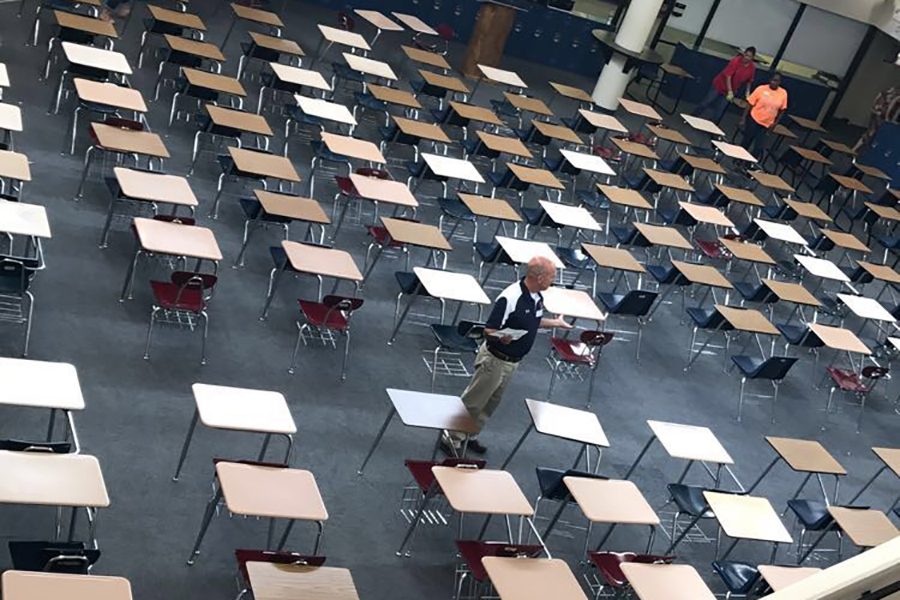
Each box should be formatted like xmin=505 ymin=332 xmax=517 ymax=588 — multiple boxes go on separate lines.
xmin=2 ymin=571 xmax=132 ymax=600
xmin=847 ymin=447 xmax=900 ymax=509
xmin=799 ymin=507 xmax=899 ymax=564
xmin=483 ymin=557 xmax=587 ymax=600
xmin=621 ymin=563 xmax=716 ymax=600
xmin=747 ymin=436 xmax=846 ymax=503
xmin=246 ymin=562 xmax=360 ymax=600
xmin=235 ymin=190 xmax=330 ymax=266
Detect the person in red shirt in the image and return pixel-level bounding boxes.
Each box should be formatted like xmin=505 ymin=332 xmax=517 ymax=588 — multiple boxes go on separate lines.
xmin=694 ymin=47 xmax=757 ymax=123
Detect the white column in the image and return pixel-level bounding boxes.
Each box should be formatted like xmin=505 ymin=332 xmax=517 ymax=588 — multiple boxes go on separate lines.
xmin=592 ymin=0 xmax=665 ymax=110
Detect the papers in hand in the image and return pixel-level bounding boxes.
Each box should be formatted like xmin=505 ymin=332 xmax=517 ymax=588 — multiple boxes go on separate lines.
xmin=489 ymin=328 xmax=528 ymax=341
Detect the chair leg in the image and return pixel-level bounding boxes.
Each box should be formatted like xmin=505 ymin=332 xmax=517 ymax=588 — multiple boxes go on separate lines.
xmin=144 ymin=307 xmax=159 ymax=360
xmin=771 ymin=381 xmax=780 ymax=423
xmin=737 ymin=378 xmax=747 ymax=422
xmin=340 ymin=329 xmax=351 ymax=381
xmin=200 ymin=311 xmax=209 ymax=365
xmin=430 ymin=346 xmax=441 ymax=392
xmin=287 ymin=322 xmax=304 ymax=374
xmin=22 ymin=291 xmax=33 ymax=357
xmin=547 ymin=361 xmax=560 ymax=400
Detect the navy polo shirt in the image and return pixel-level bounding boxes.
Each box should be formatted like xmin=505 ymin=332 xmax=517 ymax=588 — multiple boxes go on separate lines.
xmin=485 ymin=279 xmax=544 ymax=359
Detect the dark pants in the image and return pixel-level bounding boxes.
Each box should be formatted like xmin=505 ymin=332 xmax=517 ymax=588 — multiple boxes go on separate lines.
xmin=104 ymin=0 xmax=129 ymax=9
xmin=694 ymin=87 xmax=729 ymax=123
xmin=742 ymin=118 xmax=768 ymax=159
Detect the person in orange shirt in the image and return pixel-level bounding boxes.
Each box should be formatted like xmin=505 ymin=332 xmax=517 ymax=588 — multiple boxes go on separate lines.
xmin=740 ymin=73 xmax=788 ymax=159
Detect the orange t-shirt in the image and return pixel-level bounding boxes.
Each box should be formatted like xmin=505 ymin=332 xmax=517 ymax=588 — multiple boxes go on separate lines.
xmin=748 ymin=85 xmax=788 ymax=127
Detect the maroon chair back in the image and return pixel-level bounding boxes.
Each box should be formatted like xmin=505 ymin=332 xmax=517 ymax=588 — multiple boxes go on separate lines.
xmin=435 ymin=23 xmax=456 ymax=41
xmin=455 ymin=541 xmax=542 ymax=582
xmin=356 ymin=167 xmax=392 ymax=180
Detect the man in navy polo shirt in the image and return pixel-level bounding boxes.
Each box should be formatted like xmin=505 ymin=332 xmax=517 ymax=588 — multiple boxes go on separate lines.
xmin=443 ymin=256 xmax=571 ymax=455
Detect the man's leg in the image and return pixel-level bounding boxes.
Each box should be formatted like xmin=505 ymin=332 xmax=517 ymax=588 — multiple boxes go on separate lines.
xmin=448 ymin=346 xmax=505 ymax=447
xmin=694 ymin=88 xmax=722 ymax=119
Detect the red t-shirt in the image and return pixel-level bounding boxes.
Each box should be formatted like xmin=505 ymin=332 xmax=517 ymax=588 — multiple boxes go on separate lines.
xmin=712 ymin=55 xmax=756 ymax=95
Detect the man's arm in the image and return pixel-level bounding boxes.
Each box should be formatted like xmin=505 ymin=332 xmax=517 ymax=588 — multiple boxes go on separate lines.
xmin=483 ymin=298 xmax=509 ymax=342
xmin=540 ymin=315 xmax=573 ymax=329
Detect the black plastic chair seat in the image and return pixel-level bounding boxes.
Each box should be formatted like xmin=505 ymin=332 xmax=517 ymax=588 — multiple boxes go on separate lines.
xmin=396 ymin=271 xmax=430 ymax=296
xmin=806 ymin=234 xmax=835 ymax=252
xmin=686 ymin=307 xmax=728 ymax=329
xmin=437 ymin=197 xmax=475 ymax=221
xmin=241 ymin=41 xmax=279 ymax=62
xmin=774 ymin=259 xmax=802 ymax=280
xmin=0 ymin=439 xmax=70 ymax=452
xmin=8 ymin=541 xmax=100 ymax=573
xmin=844 ymin=265 xmax=874 ymax=285
xmin=776 ymin=323 xmax=819 ymax=347
xmin=695 ymin=186 xmax=725 ymax=207
xmin=489 ymin=99 xmax=518 ymax=120
xmin=287 ymin=106 xmax=324 ymax=128
xmin=269 ymin=246 xmax=290 ymax=271
xmin=429 ymin=106 xmax=450 ymax=123
xmin=556 ymin=246 xmax=589 ymax=270
xmin=659 ymin=156 xmax=681 ymax=173
xmin=598 ymin=290 xmax=657 ymax=316
xmin=311 ymin=140 xmax=347 ymax=163
xmin=624 ymin=171 xmax=655 ymax=192
xmin=522 ymin=207 xmax=560 ymax=228
xmin=659 ymin=207 xmax=697 ymax=227
xmin=647 ymin=264 xmax=686 ymax=285
xmin=80 ymin=100 xmax=119 ymax=115
xmin=536 ymin=467 xmax=607 ymax=502
xmin=787 ymin=499 xmax=834 ymax=530
xmin=354 ymin=92 xmax=387 ymax=112
xmin=488 ymin=169 xmax=514 ymax=189
xmin=239 ymin=198 xmax=291 ymax=223
xmin=166 ymin=50 xmax=203 ymax=69
xmin=332 ymin=63 xmax=365 ymax=84
xmin=712 ymin=560 xmax=760 ymax=594
xmin=146 ymin=17 xmax=185 ymax=36
xmin=731 ymin=355 xmax=797 ymax=379
xmin=761 ymin=203 xmax=797 ymax=221
xmin=577 ymin=190 xmax=609 ymax=211
xmin=430 ymin=324 xmax=479 ymax=353
xmin=475 ymin=242 xmax=502 ymax=263
xmin=666 ymin=484 xmax=713 ymax=517
xmin=610 ymin=225 xmax=639 ymax=246
xmin=877 ymin=235 xmax=900 ymax=251
xmin=734 ymin=281 xmax=772 ymax=302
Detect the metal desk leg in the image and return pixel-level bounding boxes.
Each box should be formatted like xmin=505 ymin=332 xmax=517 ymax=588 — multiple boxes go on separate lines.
xmin=500 ymin=423 xmax=533 ymax=469
xmin=746 ymin=456 xmax=781 ymax=493
xmin=119 ymin=243 xmax=142 ymax=301
xmin=186 ymin=482 xmax=223 ymax=565
xmin=387 ymin=293 xmax=420 ymax=345
xmin=396 ymin=482 xmax=437 ymax=557
xmin=664 ymin=512 xmax=703 ymax=554
xmin=623 ymin=435 xmax=657 ymax=480
xmin=172 ymin=408 xmax=199 ymax=481
xmin=847 ymin=466 xmax=885 ymax=504
xmin=259 ymin=264 xmax=287 ymax=320
xmin=357 ymin=406 xmax=396 ymax=475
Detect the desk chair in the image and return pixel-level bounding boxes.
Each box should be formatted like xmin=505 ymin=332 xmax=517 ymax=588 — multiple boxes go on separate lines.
xmin=685 ymin=307 xmax=734 ymax=371
xmin=144 ymin=271 xmax=217 ymax=365
xmin=136 ymin=15 xmax=200 ymax=69
xmin=427 ymin=320 xmax=484 ymax=392
xmin=413 ymin=23 xmax=455 ymax=56
xmin=288 ymin=295 xmax=363 ymax=381
xmin=8 ymin=541 xmax=100 ymax=574
xmin=394 ymin=270 xmax=445 ymax=336
xmin=824 ymin=365 xmax=889 ymax=432
xmin=521 ymin=206 xmax=564 ymax=244
xmin=584 ymin=552 xmax=675 ymax=600
xmin=598 ymin=290 xmax=657 ymax=360
xmin=330 ymin=168 xmax=394 ymax=240
xmin=785 ymin=499 xmax=839 ymax=563
xmin=546 ymin=330 xmax=613 ymax=407
xmin=454 ymin=541 xmax=542 ymax=600
xmin=730 ymin=355 xmax=797 ymax=422
xmin=533 ymin=467 xmax=607 ymax=553
xmin=711 ymin=560 xmax=760 ymax=599
xmin=437 ymin=197 xmax=477 ymax=246
xmin=234 ymin=551 xmax=325 ymax=600
xmin=211 ymin=151 xmax=271 ymax=219
xmin=0 ymin=257 xmax=38 ymax=357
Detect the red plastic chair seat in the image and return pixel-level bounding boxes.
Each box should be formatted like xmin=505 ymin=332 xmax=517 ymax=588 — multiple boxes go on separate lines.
xmin=150 ymin=281 xmax=204 ymax=312
xmin=592 ymin=146 xmax=617 ymax=161
xmin=629 ymin=132 xmax=653 ymax=146
xmin=696 ymin=239 xmax=732 ymax=260
xmin=550 ymin=337 xmax=594 ymax=365
xmin=334 ymin=175 xmax=357 ymax=197
xmin=827 ymin=367 xmax=869 ymax=393
xmin=298 ymin=300 xmax=350 ymax=331
xmin=367 ymin=226 xmax=405 ymax=248
xmin=455 ymin=541 xmax=543 ymax=582
xmin=588 ymin=552 xmax=676 ymax=588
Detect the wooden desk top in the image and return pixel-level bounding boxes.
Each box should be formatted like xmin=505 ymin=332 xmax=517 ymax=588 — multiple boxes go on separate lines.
xmin=495 ymin=236 xmax=563 ymax=267
xmin=391 ymin=12 xmax=437 ymax=35
xmin=246 ymin=563 xmax=359 ymax=600
xmin=790 ymin=115 xmax=827 ymax=132
xmin=0 ymin=452 xmax=109 ymax=507
xmin=90 ymin=124 xmax=169 ymax=158
xmin=647 ymin=420 xmax=733 ymax=464
xmin=790 ymin=145 xmax=832 ymax=165
xmin=349 ymin=174 xmax=417 ymax=207
xmin=217 ymin=462 xmax=327 ymax=520
xmin=716 ymin=304 xmax=779 ymax=335
xmin=757 ymin=566 xmax=821 ymax=591
xmin=820 ymin=229 xmax=870 ymax=252
xmin=551 ymin=81 xmax=593 ymax=103
xmin=281 ymin=240 xmax=362 ymax=281
xmin=864 ymin=202 xmax=900 ymax=221
xmin=750 ymin=170 xmax=795 ymax=193
xmin=0 ymin=103 xmax=21 ymax=133
xmin=432 ymin=467 xmax=533 ymax=515
xmin=532 ymin=120 xmax=583 ymax=144
xmin=317 ymin=24 xmax=370 ymax=51
xmin=713 ymin=140 xmax=757 ymax=163
xmin=524 ymin=398 xmax=609 ymax=447
xmin=565 ymin=477 xmax=658 ymax=525
xmin=597 ymin=184 xmax=652 ymax=210
xmin=295 ymin=95 xmax=356 ymax=126
xmin=393 ymin=116 xmax=451 ymax=144
xmin=343 ymin=52 xmax=397 ymax=81
xmin=206 ymin=104 xmax=272 ymax=136
xmin=381 ymin=217 xmax=451 ymax=251
xmin=560 ymin=148 xmax=616 ymax=176
xmin=755 ymin=219 xmax=807 ymax=245
xmin=228 ymin=147 xmax=299 ymax=181
xmin=647 ymin=124 xmax=692 ymax=146
xmin=644 ymin=168 xmax=694 ymax=192
xmin=718 ymin=238 xmax=774 ymax=265
xmin=133 ymin=217 xmax=221 ymax=260
xmin=254 ymin=190 xmax=329 ymax=224
xmin=386 ymin=388 xmax=479 ymax=433
xmin=164 ymin=34 xmax=224 ymax=61
xmin=270 ymin=63 xmax=331 ymax=92
xmin=54 ymin=10 xmax=117 ymax=38
xmin=578 ymin=109 xmax=628 ymax=134
xmin=621 ymin=563 xmax=715 ymax=600
xmin=542 ymin=286 xmax=606 ymax=321
xmin=230 ymin=2 xmax=283 ymax=26
xmin=783 ymin=198 xmax=832 ymax=222
xmin=672 ymin=260 xmax=732 ymax=289
xmin=401 ymin=45 xmax=451 ymax=70
xmin=837 ymin=293 xmax=896 ymax=322
xmin=704 ymin=491 xmax=793 ymax=544
xmin=679 ymin=153 xmax=726 ymax=175
xmin=538 ymin=201 xmax=601 ymax=231
xmin=762 ymin=279 xmax=820 ymax=306
xmin=681 ymin=113 xmax=724 ymax=136
xmin=857 ymin=261 xmax=900 ymax=284
xmin=114 ymin=167 xmax=197 ymax=207
xmin=413 ymin=267 xmax=490 ymax=305
xmin=147 ymin=4 xmax=205 ymax=29
xmin=503 ymin=92 xmax=553 ymax=117
xmin=0 ymin=357 xmax=82 ymax=410
xmin=830 ymin=173 xmax=872 ymax=194
xmin=508 ymin=163 xmax=564 ymax=190
xmin=808 ymin=323 xmax=871 ymax=355
xmin=62 ymin=42 xmax=131 ymax=75
xmin=321 ymin=132 xmax=385 ymax=164
xmin=661 ymin=63 xmax=693 ymax=78
xmin=422 ymin=152 xmax=483 ymax=183
xmin=855 ymin=162 xmax=891 ymax=180
xmin=2 ymin=572 xmax=132 ymax=600
xmin=448 ymin=100 xmax=500 ymax=125
xmin=820 ymin=139 xmax=855 ymax=155
xmin=0 ymin=150 xmax=30 ymax=182
xmin=678 ymin=202 xmax=733 ymax=227
xmin=368 ymin=84 xmax=421 ymax=109
xmin=611 ymin=137 xmax=658 ymax=160
xmin=483 ymin=558 xmax=588 ymax=600
xmin=581 ymin=243 xmax=645 ymax=273
xmin=421 ymin=70 xmax=470 ymax=94
xmin=458 ymin=193 xmax=521 ymax=222
xmin=192 ymin=383 xmax=296 ymax=434
xmin=354 ymin=8 xmax=403 ymax=31
xmin=767 ymin=436 xmax=847 ymax=475
xmin=715 ymin=184 xmax=763 ymax=206
xmin=249 ymin=31 xmax=303 ymax=56
xmin=828 ymin=507 xmax=899 ymax=548
xmin=771 ymin=123 xmax=798 ymax=139
xmin=618 ymin=97 xmax=661 ymax=121
xmin=476 ymin=131 xmax=532 ymax=159
xmin=477 ymin=64 xmax=527 ymax=88
xmin=872 ymin=447 xmax=900 ymax=478
xmin=74 ymin=79 xmax=146 ymax=112
xmin=183 ymin=67 xmax=245 ymax=96
xmin=0 ymin=200 xmax=49 ymax=239
xmin=633 ymin=223 xmax=693 ymax=250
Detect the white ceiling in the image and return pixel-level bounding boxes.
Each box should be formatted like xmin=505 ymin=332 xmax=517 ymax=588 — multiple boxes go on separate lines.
xmin=801 ymin=0 xmax=900 ymax=39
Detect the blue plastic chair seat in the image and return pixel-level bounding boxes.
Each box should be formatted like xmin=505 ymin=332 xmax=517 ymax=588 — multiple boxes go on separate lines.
xmin=430 ymin=324 xmax=478 ymax=353
xmin=437 ymin=197 xmax=475 ymax=221
xmin=712 ymin=561 xmax=760 ymax=595
xmin=577 ymin=190 xmax=609 ymax=211
xmin=787 ymin=499 xmax=833 ymax=530
xmin=666 ymin=484 xmax=712 ymax=517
